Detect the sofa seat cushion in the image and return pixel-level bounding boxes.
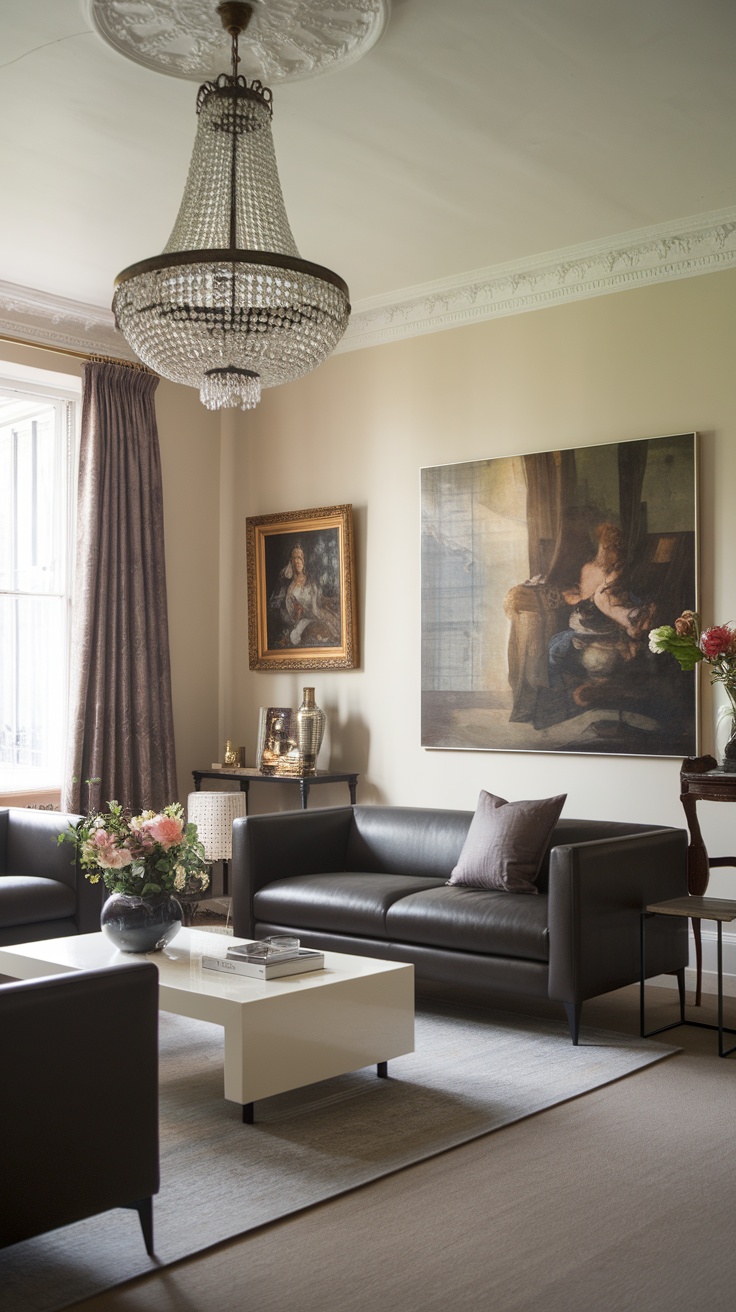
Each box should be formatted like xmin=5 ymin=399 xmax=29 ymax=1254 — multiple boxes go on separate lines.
xmin=385 ymin=885 xmax=550 ymax=962
xmin=0 ymin=876 xmax=76 ymax=929
xmin=253 ymin=873 xmax=447 ymax=938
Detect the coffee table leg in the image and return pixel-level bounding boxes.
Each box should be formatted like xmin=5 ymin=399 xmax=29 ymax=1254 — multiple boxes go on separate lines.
xmin=242 ymin=1102 xmax=254 ymax=1124
xmin=377 ymin=1061 xmax=388 ymax=1078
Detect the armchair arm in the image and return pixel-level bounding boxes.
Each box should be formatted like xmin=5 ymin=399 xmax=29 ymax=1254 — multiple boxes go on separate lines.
xmin=547 ymin=827 xmax=689 ymax=1004
xmin=231 ymin=806 xmax=354 ymax=938
xmin=0 ymin=962 xmax=159 ymax=1247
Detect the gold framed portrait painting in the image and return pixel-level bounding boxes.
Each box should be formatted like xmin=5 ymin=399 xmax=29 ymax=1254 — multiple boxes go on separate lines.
xmin=246 ymin=504 xmax=358 ymax=670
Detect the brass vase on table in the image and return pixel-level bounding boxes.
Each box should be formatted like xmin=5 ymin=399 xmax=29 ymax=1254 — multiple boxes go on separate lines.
xmin=296 ymin=688 xmax=325 ymax=775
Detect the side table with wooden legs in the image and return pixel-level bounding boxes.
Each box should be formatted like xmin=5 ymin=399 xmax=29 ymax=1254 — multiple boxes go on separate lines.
xmin=680 ymin=755 xmax=736 ymax=1006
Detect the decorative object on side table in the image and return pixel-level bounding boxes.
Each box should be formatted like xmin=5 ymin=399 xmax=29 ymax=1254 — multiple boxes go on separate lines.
xmin=260 ymin=711 xmax=302 ymax=776
xmin=59 ymin=801 xmax=210 ymax=951
xmin=650 ymin=611 xmax=736 ymax=770
xmin=296 ymin=687 xmax=326 ymax=774
xmin=223 ymin=740 xmax=238 ymax=766
xmin=256 ymin=706 xmax=294 ymax=770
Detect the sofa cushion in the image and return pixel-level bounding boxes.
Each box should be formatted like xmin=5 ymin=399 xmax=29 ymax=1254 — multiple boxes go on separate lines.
xmin=0 ymin=876 xmax=76 ymax=929
xmin=448 ymin=791 xmax=566 ymax=894
xmin=386 ymin=885 xmax=550 ymax=961
xmin=253 ymin=873 xmax=447 ymax=939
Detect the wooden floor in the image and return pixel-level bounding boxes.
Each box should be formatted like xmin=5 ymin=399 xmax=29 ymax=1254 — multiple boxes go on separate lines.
xmin=68 ymin=980 xmax=736 ymax=1312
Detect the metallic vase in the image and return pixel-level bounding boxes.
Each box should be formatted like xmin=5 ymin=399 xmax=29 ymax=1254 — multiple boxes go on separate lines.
xmin=296 ymin=687 xmax=325 ymax=775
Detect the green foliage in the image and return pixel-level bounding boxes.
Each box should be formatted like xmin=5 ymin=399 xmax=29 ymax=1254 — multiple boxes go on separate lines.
xmin=59 ymin=800 xmax=210 ymax=899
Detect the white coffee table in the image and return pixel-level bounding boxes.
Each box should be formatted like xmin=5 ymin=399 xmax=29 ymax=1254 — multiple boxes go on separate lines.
xmin=0 ymin=928 xmax=415 ymax=1122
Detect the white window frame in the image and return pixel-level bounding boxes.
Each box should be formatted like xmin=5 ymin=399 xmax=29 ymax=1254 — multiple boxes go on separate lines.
xmin=0 ymin=359 xmax=81 ymax=802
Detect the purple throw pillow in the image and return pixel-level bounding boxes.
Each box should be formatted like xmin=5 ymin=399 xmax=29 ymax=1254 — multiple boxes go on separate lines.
xmin=447 ymin=790 xmax=567 ymax=894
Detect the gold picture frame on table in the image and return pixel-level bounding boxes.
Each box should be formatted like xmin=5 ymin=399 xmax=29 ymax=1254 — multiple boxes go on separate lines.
xmin=246 ymin=504 xmax=358 ymax=670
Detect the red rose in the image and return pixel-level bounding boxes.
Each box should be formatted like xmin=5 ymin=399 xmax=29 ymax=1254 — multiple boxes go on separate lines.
xmin=700 ymin=625 xmax=735 ymax=658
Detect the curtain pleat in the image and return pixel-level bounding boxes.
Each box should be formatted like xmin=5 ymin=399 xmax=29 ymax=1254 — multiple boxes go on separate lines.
xmin=62 ymin=361 xmax=178 ymax=815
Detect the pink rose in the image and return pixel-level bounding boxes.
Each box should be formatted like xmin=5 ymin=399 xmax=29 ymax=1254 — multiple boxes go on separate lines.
xmin=700 ymin=626 xmax=736 ymax=658
xmin=142 ymin=814 xmax=184 ymax=849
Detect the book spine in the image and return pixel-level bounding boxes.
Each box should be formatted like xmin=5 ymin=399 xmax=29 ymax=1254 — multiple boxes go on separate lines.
xmin=202 ymin=956 xmax=266 ymax=979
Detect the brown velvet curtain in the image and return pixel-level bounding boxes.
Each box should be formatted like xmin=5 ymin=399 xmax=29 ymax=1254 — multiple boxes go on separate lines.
xmin=62 ymin=361 xmax=178 ymax=816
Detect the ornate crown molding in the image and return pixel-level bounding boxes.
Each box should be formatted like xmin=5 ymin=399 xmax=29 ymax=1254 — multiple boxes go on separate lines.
xmin=89 ymin=0 xmax=390 ymax=84
xmin=0 ymin=281 xmax=137 ymax=361
xmin=338 ymin=207 xmax=736 ymax=354
xmin=3 ymin=208 xmax=736 ymax=367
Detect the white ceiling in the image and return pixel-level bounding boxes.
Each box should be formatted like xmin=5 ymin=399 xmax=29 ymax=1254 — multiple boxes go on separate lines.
xmin=1 ymin=0 xmax=736 ymax=322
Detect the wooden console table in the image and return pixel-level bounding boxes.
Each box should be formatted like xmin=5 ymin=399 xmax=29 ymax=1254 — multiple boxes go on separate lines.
xmin=680 ymin=755 xmax=736 ymax=1006
xmin=192 ymin=768 xmax=359 ymax=813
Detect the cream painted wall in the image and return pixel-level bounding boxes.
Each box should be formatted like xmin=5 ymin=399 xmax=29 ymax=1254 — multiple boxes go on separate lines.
xmin=223 ymin=270 xmax=736 ymax=895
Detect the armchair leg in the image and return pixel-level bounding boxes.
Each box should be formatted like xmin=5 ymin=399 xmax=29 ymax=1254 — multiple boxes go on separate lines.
xmin=125 ymin=1197 xmax=155 ymax=1256
xmin=564 ymin=1002 xmax=582 ymax=1045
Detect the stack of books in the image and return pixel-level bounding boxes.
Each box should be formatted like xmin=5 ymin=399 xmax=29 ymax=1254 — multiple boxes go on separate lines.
xmin=202 ymin=940 xmax=325 ymax=980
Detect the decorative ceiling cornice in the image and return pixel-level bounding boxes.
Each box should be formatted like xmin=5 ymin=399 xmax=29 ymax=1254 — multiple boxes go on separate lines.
xmin=0 ymin=281 xmax=137 ymax=361
xmin=337 ymin=207 xmax=736 ymax=354
xmin=2 ymin=208 xmax=736 ymax=366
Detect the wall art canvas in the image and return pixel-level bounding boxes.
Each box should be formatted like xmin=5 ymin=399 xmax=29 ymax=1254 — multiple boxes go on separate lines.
xmin=247 ymin=504 xmax=358 ymax=671
xmin=421 ymin=433 xmax=697 ymax=758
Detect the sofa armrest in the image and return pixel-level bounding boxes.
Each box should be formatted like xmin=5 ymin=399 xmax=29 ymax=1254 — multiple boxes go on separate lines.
xmin=0 ymin=962 xmax=159 ymax=1247
xmin=547 ymin=827 xmax=689 ymax=1004
xmin=231 ymin=807 xmax=354 ymax=938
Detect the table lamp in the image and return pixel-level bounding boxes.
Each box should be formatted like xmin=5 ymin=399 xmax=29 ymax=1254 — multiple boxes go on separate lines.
xmin=187 ymin=791 xmax=247 ymax=898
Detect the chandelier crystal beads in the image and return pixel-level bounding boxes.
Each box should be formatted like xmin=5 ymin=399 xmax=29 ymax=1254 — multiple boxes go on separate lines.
xmin=112 ymin=3 xmax=351 ymax=411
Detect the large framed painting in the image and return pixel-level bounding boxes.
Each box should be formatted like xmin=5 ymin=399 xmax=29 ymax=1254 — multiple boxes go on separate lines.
xmin=421 ymin=434 xmax=698 ymax=757
xmin=247 ymin=504 xmax=358 ymax=670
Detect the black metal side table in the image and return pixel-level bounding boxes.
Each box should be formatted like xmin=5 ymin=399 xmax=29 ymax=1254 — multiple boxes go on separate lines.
xmin=640 ymin=895 xmax=736 ymax=1058
xmin=192 ymin=768 xmax=359 ymax=813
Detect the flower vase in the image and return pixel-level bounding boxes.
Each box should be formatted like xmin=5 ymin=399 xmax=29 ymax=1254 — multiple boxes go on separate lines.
xmin=100 ymin=892 xmax=183 ymax=953
xmin=720 ymin=690 xmax=736 ymax=773
xmin=296 ymin=687 xmax=326 ymax=775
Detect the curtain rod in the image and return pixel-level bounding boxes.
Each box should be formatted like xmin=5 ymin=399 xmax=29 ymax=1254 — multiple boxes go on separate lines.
xmin=0 ymin=330 xmax=155 ymax=373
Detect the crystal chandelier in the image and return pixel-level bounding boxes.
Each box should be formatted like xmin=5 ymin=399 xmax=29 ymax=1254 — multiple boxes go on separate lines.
xmin=112 ymin=1 xmax=351 ymax=411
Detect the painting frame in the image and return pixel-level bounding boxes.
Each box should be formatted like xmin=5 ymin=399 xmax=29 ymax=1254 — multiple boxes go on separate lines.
xmin=246 ymin=504 xmax=358 ymax=671
xmin=421 ymin=433 xmax=699 ymax=759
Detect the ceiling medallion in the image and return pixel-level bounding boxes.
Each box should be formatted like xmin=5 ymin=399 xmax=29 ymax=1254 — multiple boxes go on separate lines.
xmin=90 ymin=0 xmax=390 ymax=84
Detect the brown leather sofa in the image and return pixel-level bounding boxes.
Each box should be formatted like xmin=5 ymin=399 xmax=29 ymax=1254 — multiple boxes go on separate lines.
xmin=232 ymin=804 xmax=689 ymax=1043
xmin=0 ymin=807 xmax=101 ymax=947
xmin=0 ymin=960 xmax=159 ymax=1252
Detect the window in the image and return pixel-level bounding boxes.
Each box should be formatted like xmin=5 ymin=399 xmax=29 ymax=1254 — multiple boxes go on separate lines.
xmin=0 ymin=366 xmax=79 ymax=796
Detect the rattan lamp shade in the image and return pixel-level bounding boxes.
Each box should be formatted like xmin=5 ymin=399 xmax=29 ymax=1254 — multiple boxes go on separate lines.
xmin=187 ymin=791 xmax=246 ymax=862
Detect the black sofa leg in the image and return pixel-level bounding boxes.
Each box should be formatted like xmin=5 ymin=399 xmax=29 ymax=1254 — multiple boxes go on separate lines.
xmin=129 ymin=1197 xmax=155 ymax=1256
xmin=564 ymin=1002 xmax=582 ymax=1045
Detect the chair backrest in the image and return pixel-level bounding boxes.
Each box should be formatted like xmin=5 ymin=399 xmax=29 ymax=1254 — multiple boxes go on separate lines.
xmin=0 ymin=961 xmax=159 ymax=1249
xmin=0 ymin=807 xmax=82 ymax=892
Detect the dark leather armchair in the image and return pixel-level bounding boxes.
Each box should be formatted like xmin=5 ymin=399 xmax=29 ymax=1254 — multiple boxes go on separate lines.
xmin=0 ymin=961 xmax=159 ymax=1253
xmin=0 ymin=807 xmax=101 ymax=947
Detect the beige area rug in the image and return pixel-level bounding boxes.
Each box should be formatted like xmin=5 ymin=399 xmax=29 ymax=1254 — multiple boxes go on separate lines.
xmin=0 ymin=1000 xmax=678 ymax=1312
